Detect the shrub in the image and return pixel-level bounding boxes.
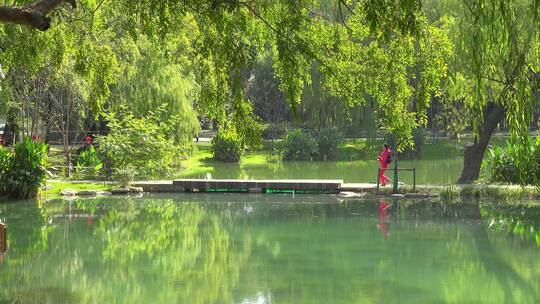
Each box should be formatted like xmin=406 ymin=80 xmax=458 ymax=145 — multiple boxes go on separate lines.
xmin=211 ymin=128 xmax=244 ymax=162
xmin=316 ymin=128 xmax=343 ymax=160
xmin=1 ymin=138 xmax=49 ymax=199
xmin=0 ymin=146 xmax=13 ymax=195
xmin=75 ymin=146 xmax=103 ymax=179
xmin=113 ymin=165 xmax=138 ymax=188
xmin=97 ymin=109 xmax=182 ymax=178
xmin=483 ymin=143 xmax=525 ymax=184
xmin=482 ymin=136 xmax=540 ymax=185
xmin=281 ymin=129 xmax=318 ymax=161
xmin=532 ymin=137 xmax=540 ymax=183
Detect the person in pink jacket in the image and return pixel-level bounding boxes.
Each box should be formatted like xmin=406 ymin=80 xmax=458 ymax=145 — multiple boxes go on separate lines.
xmin=377 ymin=143 xmax=391 ymax=186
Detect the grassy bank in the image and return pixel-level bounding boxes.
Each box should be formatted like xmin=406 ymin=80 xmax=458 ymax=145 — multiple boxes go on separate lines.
xmin=375 ymin=183 xmax=540 ymax=200
xmin=440 ymin=184 xmax=540 ymax=201
xmin=42 ymin=180 xmax=115 ymax=196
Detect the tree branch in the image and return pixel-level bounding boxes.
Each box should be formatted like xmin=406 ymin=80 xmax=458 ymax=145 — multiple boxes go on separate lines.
xmin=338 ymin=1 xmax=352 ymax=31
xmin=0 ymin=0 xmax=76 ymax=31
xmin=337 ymin=0 xmax=355 ymax=15
xmin=481 ymin=75 xmax=509 ymax=85
xmin=241 ymin=2 xmax=355 ymax=99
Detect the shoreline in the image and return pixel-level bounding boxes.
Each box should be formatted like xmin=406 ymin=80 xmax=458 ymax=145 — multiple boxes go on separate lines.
xmin=18 ymin=179 xmax=539 ymax=201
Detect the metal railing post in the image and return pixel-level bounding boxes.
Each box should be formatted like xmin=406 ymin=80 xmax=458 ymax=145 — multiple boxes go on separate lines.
xmin=393 ymin=150 xmax=399 ymax=194
xmin=376 ymin=168 xmax=380 ymax=194
xmin=413 ymin=168 xmax=416 ymax=191
xmin=0 ymin=221 xmax=6 ymax=254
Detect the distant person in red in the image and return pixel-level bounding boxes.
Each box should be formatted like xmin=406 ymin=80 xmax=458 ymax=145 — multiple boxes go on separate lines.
xmin=85 ymin=136 xmax=93 ymax=145
xmin=378 ymin=200 xmax=391 ymax=239
xmin=377 ymin=143 xmax=391 ymax=186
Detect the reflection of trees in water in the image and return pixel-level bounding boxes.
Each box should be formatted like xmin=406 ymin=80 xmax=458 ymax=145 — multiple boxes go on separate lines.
xmin=226 ymin=199 xmax=540 ymax=303
xmin=470 ymin=203 xmax=540 ymax=303
xmin=481 ymin=202 xmax=540 ymax=246
xmin=0 ymin=199 xmax=61 ymax=303
xmin=475 ymin=203 xmax=540 ymax=303
xmin=95 ymin=199 xmax=253 ymax=303
xmin=0 ymin=198 xmax=253 ymax=304
xmin=1 ymin=197 xmax=540 ymax=303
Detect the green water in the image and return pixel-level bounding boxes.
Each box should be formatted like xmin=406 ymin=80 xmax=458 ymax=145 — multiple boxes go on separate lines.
xmin=181 ymin=158 xmax=463 ymax=185
xmin=1 ymin=194 xmax=539 ymax=303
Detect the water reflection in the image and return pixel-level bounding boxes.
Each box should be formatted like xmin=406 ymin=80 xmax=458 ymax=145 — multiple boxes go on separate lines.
xmin=0 ymin=195 xmax=538 ymax=303
xmin=378 ymin=200 xmax=391 ymax=239
xmin=240 ymin=291 xmax=273 ymax=304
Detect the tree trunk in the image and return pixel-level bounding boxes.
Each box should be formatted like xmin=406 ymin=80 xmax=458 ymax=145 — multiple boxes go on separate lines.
xmin=4 ymin=112 xmax=18 ymax=146
xmin=0 ymin=0 xmax=75 ymax=31
xmin=457 ymin=102 xmax=506 ymax=183
xmin=65 ymin=152 xmax=71 ymax=178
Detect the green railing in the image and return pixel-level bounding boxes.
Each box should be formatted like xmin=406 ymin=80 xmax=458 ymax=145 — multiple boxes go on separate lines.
xmin=376 ymin=167 xmax=416 ymax=194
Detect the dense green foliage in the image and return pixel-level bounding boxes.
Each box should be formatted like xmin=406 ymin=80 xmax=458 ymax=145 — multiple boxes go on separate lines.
xmin=483 ymin=144 xmax=521 ymax=184
xmin=451 ymin=0 xmax=540 ymax=182
xmin=111 ymin=37 xmax=200 ymax=145
xmin=0 ymin=138 xmax=48 ymax=199
xmin=75 ymin=146 xmax=103 ymax=180
xmin=1 ymin=0 xmax=539 ymax=185
xmin=211 ymin=128 xmax=245 ymax=163
xmin=0 ymin=146 xmax=11 ymax=194
xmin=96 ymin=108 xmax=182 ymax=178
xmin=281 ymin=129 xmax=318 ymax=161
xmin=483 ymin=137 xmax=540 ymax=185
xmin=403 ymin=128 xmax=427 ymax=159
xmin=316 ymin=128 xmax=343 ymax=160
xmin=112 ymin=166 xmax=138 ymax=188
xmin=280 ymin=128 xmax=344 ymax=161
xmin=0 ymin=1 xmax=431 ymax=147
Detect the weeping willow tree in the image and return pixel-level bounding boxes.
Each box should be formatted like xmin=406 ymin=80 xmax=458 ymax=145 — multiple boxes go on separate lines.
xmin=454 ymin=0 xmax=540 ymax=183
xmin=319 ymin=13 xmax=451 ymax=149
xmin=0 ymin=0 xmax=120 ymax=137
xmin=1 ymin=1 xmax=429 ymax=146
xmin=111 ymin=36 xmax=200 ymax=146
xmin=112 ymin=0 xmax=436 ymax=144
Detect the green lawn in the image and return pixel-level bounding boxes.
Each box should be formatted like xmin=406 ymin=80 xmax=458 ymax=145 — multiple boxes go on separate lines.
xmin=43 ymin=181 xmax=115 ymax=196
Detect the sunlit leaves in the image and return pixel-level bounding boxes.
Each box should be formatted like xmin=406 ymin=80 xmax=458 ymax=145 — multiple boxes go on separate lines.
xmin=111 ymin=36 xmax=200 ymax=145
xmin=455 ymin=0 xmax=540 ymax=184
xmin=321 ymin=13 xmax=450 ymax=150
xmin=113 ymin=0 xmax=427 ymax=146
xmin=96 ymin=106 xmax=182 ymax=177
xmin=75 ymin=41 xmax=119 ymax=114
xmin=363 ymin=0 xmax=423 ymax=37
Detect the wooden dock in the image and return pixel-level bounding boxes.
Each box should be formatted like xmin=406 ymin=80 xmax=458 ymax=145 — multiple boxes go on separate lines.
xmin=133 ymin=179 xmax=344 ymax=193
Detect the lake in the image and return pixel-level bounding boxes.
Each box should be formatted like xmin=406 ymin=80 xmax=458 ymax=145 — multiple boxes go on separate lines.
xmin=1 ymin=194 xmax=539 ymax=303
xmin=180 ymin=158 xmax=464 ymax=185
